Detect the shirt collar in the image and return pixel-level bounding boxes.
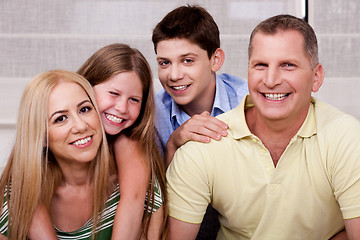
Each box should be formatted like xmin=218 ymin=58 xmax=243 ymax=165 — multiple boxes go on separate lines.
xmin=227 ymin=95 xmax=317 ymax=140
xmin=212 ymin=74 xmax=232 ymax=116
xmin=170 ymin=74 xmax=229 ymax=129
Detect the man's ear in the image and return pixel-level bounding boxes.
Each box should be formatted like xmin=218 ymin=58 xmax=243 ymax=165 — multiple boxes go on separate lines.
xmin=312 ymin=63 xmax=324 ymax=93
xmin=211 ymin=48 xmax=225 ymax=72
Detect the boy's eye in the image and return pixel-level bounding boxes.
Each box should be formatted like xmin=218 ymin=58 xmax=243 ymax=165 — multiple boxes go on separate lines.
xmin=79 ymin=106 xmax=92 ymax=114
xmin=158 ymin=60 xmax=170 ymax=66
xmin=54 ymin=115 xmax=67 ymax=123
xmin=183 ymin=58 xmax=193 ymax=64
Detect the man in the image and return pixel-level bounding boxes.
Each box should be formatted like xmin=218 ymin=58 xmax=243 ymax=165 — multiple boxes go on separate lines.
xmin=166 ymin=14 xmax=360 ymax=239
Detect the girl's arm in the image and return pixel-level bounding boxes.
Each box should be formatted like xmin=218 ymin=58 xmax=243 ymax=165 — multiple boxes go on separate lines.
xmin=112 ymin=134 xmax=150 ymax=240
xmin=141 ymin=205 xmax=164 ymax=240
xmin=28 ymin=202 xmax=57 ymax=240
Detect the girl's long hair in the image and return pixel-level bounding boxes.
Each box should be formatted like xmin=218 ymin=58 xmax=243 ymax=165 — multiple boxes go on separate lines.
xmin=78 ymin=43 xmax=167 ymax=239
xmin=0 ymin=70 xmax=115 ymax=239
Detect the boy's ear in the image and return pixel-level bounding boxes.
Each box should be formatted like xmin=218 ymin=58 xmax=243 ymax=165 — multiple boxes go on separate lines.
xmin=312 ymin=63 xmax=324 ymax=93
xmin=211 ymin=48 xmax=225 ymax=72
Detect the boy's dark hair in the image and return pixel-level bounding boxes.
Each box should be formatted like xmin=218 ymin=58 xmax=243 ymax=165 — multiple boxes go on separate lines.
xmin=152 ymin=5 xmax=220 ymax=59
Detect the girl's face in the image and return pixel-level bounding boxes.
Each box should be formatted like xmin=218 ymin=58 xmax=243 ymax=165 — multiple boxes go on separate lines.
xmin=47 ymin=81 xmax=102 ymax=167
xmin=93 ymin=71 xmax=143 ymax=135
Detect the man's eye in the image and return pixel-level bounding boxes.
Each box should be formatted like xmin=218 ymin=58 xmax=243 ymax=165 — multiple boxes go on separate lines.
xmin=282 ymin=63 xmax=296 ymax=69
xmin=80 ymin=106 xmax=91 ymax=113
xmin=54 ymin=115 xmax=67 ymax=123
xmin=254 ymin=63 xmax=266 ymax=69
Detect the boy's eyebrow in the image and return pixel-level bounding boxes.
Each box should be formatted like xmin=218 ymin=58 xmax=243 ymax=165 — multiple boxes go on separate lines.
xmin=156 ymin=52 xmax=199 ymax=60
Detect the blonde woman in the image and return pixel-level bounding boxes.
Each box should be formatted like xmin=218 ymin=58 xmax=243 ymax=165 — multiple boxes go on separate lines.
xmin=0 ymin=70 xmax=115 ymax=239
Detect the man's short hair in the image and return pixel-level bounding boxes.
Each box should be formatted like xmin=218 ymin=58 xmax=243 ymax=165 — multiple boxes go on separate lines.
xmin=152 ymin=5 xmax=220 ymax=59
xmin=248 ymin=14 xmax=319 ymax=69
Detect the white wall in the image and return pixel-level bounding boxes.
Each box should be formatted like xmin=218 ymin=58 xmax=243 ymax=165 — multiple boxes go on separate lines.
xmin=1 ymin=0 xmax=359 ymax=167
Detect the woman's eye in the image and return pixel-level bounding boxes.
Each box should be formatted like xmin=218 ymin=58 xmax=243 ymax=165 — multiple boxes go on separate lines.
xmin=54 ymin=115 xmax=67 ymax=123
xmin=109 ymin=91 xmax=119 ymax=96
xmin=80 ymin=106 xmax=92 ymax=113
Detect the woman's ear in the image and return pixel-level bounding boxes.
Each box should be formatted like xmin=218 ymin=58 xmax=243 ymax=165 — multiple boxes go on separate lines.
xmin=312 ymin=63 xmax=324 ymax=93
xmin=211 ymin=48 xmax=225 ymax=72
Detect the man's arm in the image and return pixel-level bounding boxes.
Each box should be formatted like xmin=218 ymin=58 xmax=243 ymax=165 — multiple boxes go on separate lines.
xmin=165 ymin=111 xmax=228 ymax=167
xmin=344 ymin=218 xmax=360 ymax=240
xmin=168 ymin=217 xmax=200 ymax=240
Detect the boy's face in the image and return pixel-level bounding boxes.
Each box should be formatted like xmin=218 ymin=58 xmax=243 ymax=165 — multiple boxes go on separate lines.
xmin=156 ymin=38 xmax=216 ymax=112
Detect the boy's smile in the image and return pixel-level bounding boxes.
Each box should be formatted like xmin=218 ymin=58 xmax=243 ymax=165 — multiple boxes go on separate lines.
xmin=156 ymin=38 xmax=217 ymax=116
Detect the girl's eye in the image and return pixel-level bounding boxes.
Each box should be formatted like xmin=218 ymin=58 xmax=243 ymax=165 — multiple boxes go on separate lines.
xmin=80 ymin=106 xmax=92 ymax=114
xmin=54 ymin=115 xmax=67 ymax=123
xmin=129 ymin=98 xmax=141 ymax=103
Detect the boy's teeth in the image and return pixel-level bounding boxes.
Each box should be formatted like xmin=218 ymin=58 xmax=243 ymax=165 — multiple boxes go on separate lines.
xmin=73 ymin=136 xmax=91 ymax=146
xmin=173 ymin=85 xmax=187 ymax=90
xmin=106 ymin=113 xmax=123 ymax=123
xmin=265 ymin=93 xmax=287 ymax=100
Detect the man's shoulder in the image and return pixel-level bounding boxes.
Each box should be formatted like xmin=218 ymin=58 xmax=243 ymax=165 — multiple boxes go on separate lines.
xmin=218 ymin=73 xmax=247 ymax=88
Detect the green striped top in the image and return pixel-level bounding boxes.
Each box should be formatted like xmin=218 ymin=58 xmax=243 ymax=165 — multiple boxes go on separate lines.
xmin=0 ymin=179 xmax=162 ymax=239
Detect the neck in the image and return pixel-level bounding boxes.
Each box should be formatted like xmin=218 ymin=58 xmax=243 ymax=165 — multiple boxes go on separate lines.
xmin=58 ymin=162 xmax=93 ymax=187
xmin=246 ymin=107 xmax=307 ymax=165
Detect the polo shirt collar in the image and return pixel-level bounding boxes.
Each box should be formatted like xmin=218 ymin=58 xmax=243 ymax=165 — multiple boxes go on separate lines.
xmin=296 ymin=97 xmax=317 ymax=138
xmin=227 ymin=95 xmax=253 ymax=139
xmin=227 ymin=95 xmax=317 ymax=140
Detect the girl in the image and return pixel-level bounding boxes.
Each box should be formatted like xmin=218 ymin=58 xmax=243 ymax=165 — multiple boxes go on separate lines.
xmin=77 ymin=43 xmax=167 ymax=239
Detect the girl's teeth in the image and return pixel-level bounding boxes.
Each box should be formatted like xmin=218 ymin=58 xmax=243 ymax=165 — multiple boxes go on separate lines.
xmin=265 ymin=93 xmax=287 ymax=100
xmin=173 ymin=85 xmax=187 ymax=91
xmin=73 ymin=136 xmax=91 ymax=146
xmin=106 ymin=113 xmax=123 ymax=123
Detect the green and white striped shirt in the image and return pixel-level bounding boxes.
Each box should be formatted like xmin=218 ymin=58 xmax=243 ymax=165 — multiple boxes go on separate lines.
xmin=0 ymin=179 xmax=163 ymax=239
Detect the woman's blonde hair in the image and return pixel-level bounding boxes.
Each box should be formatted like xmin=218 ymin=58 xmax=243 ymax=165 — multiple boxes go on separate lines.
xmin=0 ymin=70 xmax=114 ymax=239
xmin=78 ymin=43 xmax=167 ymax=239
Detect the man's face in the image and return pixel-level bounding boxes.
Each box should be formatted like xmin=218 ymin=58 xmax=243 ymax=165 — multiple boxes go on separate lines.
xmin=248 ymin=29 xmax=323 ymax=123
xmin=156 ymin=38 xmax=216 ymax=115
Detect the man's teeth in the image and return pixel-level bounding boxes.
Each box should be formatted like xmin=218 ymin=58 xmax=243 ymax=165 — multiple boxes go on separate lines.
xmin=73 ymin=136 xmax=91 ymax=146
xmin=264 ymin=93 xmax=288 ymax=100
xmin=106 ymin=113 xmax=123 ymax=123
xmin=173 ymin=85 xmax=187 ymax=91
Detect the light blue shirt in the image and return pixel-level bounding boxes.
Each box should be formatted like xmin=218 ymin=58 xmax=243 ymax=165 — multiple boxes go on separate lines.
xmin=154 ymin=73 xmax=248 ymax=155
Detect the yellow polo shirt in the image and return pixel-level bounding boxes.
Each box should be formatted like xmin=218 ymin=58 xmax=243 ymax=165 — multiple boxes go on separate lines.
xmin=166 ymin=96 xmax=360 ymax=240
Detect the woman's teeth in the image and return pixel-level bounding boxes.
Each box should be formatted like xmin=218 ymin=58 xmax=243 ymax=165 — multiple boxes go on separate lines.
xmin=73 ymin=136 xmax=91 ymax=146
xmin=106 ymin=113 xmax=123 ymax=123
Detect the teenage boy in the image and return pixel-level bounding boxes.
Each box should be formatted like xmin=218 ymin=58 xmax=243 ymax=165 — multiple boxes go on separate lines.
xmin=166 ymin=14 xmax=360 ymax=239
xmin=152 ymin=5 xmax=248 ymax=240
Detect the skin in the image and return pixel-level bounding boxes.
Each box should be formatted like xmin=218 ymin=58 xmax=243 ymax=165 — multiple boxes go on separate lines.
xmin=93 ymin=71 xmax=163 ymax=239
xmin=167 ymin=30 xmax=359 ymax=239
xmin=156 ymin=38 xmax=228 ymax=166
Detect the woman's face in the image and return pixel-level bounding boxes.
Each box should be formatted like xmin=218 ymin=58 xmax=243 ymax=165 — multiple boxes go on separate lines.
xmin=93 ymin=71 xmax=143 ymax=135
xmin=47 ymin=80 xmax=102 ymax=167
